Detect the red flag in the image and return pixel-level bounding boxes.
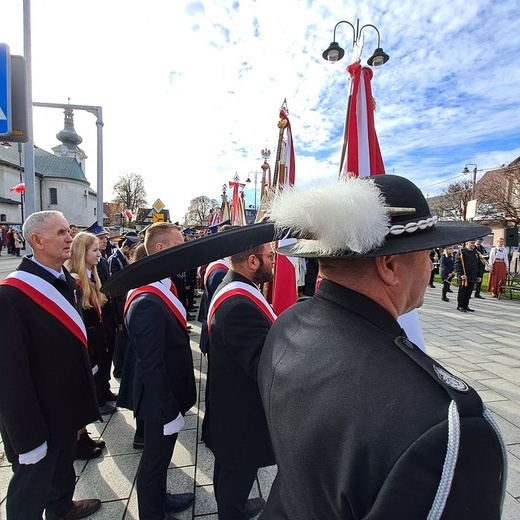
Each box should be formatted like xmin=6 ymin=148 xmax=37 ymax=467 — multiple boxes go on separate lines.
xmin=271 ymin=105 xmax=298 ymax=315
xmin=340 ymin=62 xmax=385 ymax=179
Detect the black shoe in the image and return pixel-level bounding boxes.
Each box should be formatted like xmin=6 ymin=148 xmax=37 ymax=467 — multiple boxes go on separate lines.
xmin=166 ymin=492 xmax=195 ymax=513
xmin=75 ymin=441 xmax=103 ymax=461
xmin=98 ymin=403 xmax=117 ymax=415
xmin=133 ymin=436 xmax=144 ymax=449
xmin=465 ymin=307 xmax=475 ymax=312
xmin=441 ymin=296 xmax=449 ymax=302
xmin=46 ymin=498 xmax=101 ymax=519
xmin=187 ymin=313 xmax=196 ymax=321
xmin=245 ymin=497 xmax=266 ymax=519
xmin=474 ymin=294 xmax=485 ymax=299
xmin=187 ymin=306 xmax=198 ymax=312
xmin=446 ymin=288 xmax=454 ymax=293
xmin=79 ymin=431 xmax=106 ymax=449
xmin=457 ymin=307 xmax=467 ymax=312
xmin=105 ymin=390 xmax=118 ymax=401
xmin=429 ymin=284 xmax=436 ymax=288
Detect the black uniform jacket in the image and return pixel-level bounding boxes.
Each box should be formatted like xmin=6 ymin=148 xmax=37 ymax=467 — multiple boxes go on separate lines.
xmin=125 ymin=290 xmax=196 ymax=423
xmin=454 ymin=247 xmax=485 ymax=282
xmin=201 ymin=270 xmax=276 ymax=471
xmin=258 ymin=279 xmax=505 ymax=520
xmin=0 ymin=257 xmax=99 ymax=454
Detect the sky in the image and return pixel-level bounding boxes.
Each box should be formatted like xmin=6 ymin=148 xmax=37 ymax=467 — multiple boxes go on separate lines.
xmin=2 ymin=0 xmax=520 ymax=222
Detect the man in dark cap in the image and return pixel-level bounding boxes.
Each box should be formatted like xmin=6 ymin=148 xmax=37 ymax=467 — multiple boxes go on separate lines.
xmin=258 ymin=175 xmax=505 ymax=520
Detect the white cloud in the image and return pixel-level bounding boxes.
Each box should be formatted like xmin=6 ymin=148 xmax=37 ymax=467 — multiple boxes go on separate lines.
xmin=2 ymin=0 xmax=520 ymax=222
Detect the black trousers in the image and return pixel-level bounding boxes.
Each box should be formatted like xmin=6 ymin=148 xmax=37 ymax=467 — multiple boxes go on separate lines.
xmin=112 ymin=328 xmax=127 ymax=377
xmin=2 ymin=433 xmax=76 ymax=520
xmin=457 ymin=281 xmax=475 ymax=309
xmin=213 ymin=460 xmax=258 ymax=520
xmin=136 ymin=420 xmax=177 ymax=520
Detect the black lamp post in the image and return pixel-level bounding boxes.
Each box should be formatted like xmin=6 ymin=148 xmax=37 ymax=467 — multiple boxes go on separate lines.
xmin=1 ymin=141 xmax=24 ymax=223
xmin=322 ymin=19 xmax=389 ymax=66
xmin=462 ymin=163 xmax=478 ymax=196
xmin=245 ymin=171 xmax=261 ymax=210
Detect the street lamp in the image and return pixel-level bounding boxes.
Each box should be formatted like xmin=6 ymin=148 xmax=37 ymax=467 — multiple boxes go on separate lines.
xmin=245 ymin=171 xmax=261 ymax=210
xmin=462 ymin=163 xmax=478 ymax=196
xmin=322 ymin=19 xmax=389 ymax=66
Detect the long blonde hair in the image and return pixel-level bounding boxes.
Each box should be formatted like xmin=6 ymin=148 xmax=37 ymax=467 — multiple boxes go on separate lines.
xmin=65 ymin=232 xmax=107 ymax=310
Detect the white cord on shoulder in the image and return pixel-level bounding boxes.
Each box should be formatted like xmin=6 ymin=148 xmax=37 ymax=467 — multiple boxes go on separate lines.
xmin=427 ymin=400 xmax=460 ymax=520
xmin=483 ymin=407 xmax=508 ymax=515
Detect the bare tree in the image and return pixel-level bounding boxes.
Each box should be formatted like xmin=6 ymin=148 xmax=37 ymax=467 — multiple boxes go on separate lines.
xmin=475 ymin=166 xmax=520 ymax=226
xmin=429 ymin=179 xmax=473 ymax=221
xmin=112 ymin=172 xmax=148 ymax=214
xmin=184 ymin=196 xmax=220 ymax=227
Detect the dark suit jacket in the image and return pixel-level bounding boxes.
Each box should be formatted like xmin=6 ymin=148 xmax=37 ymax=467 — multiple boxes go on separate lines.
xmin=125 ymin=290 xmax=196 ymax=423
xmin=201 ymin=271 xmax=275 ymax=470
xmin=0 ymin=257 xmax=99 ymax=455
xmin=198 ymin=265 xmax=228 ymax=354
xmin=258 ymin=279 xmax=504 ymax=520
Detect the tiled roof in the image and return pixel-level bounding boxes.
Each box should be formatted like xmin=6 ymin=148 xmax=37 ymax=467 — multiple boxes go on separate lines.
xmin=34 ymin=148 xmax=88 ymax=183
xmin=0 ymin=145 xmax=89 ymax=183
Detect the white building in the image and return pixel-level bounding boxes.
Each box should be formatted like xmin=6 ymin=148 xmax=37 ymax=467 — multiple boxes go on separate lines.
xmin=0 ymin=107 xmax=98 ymax=228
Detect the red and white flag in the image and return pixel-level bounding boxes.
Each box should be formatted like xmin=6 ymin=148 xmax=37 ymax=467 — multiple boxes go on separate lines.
xmin=272 ymin=105 xmax=299 ymax=315
xmin=340 ymin=62 xmax=385 ymax=179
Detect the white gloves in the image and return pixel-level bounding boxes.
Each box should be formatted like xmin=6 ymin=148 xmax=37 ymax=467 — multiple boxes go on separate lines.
xmin=19 ymin=441 xmax=48 ymax=465
xmin=163 ymin=412 xmax=184 ymax=436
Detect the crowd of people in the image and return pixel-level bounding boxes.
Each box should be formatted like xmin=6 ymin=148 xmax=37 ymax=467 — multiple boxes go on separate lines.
xmin=0 ymin=174 xmax=510 ymax=520
xmin=430 ymin=236 xmax=516 ymax=311
xmin=0 ymin=226 xmax=25 ymax=257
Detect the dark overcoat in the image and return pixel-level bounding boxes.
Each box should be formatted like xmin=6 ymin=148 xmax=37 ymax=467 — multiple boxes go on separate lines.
xmin=0 ymin=257 xmax=99 ymax=455
xmin=258 ymin=279 xmax=505 ymax=520
xmin=201 ymin=271 xmax=276 ymax=470
xmin=454 ymin=247 xmax=485 ymax=282
xmin=125 ymin=290 xmax=196 ymax=423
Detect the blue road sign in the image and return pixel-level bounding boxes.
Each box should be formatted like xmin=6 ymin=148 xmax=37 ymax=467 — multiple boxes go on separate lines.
xmin=0 ymin=43 xmax=11 ymax=136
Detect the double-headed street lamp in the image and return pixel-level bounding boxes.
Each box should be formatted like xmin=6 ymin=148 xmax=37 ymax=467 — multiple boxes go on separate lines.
xmin=322 ymin=19 xmax=389 ymax=66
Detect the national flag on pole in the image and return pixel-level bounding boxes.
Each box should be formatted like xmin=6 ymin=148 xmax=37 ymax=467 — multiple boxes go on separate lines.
xmin=339 ymin=62 xmax=385 ymax=179
xmin=229 ymin=179 xmax=247 ymax=226
xmin=125 ymin=209 xmax=133 ymax=221
xmin=271 ymin=103 xmax=299 ymax=315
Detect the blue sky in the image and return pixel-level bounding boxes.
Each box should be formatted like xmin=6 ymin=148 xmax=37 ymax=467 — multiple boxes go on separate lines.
xmin=2 ymin=0 xmax=520 ymax=220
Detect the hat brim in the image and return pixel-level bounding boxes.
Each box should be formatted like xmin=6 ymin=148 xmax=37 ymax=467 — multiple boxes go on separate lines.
xmin=101 ymin=223 xmax=277 ymax=296
xmin=277 ymin=221 xmax=491 ymax=258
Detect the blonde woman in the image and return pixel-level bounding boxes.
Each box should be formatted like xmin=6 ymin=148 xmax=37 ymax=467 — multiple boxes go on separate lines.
xmin=65 ymin=232 xmax=114 ymax=459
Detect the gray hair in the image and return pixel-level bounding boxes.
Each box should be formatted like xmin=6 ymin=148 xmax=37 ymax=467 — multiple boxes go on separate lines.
xmin=23 ymin=211 xmax=66 ymax=245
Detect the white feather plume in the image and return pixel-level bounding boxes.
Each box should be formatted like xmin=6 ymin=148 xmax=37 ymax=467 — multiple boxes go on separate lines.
xmin=268 ymin=178 xmax=390 ymax=255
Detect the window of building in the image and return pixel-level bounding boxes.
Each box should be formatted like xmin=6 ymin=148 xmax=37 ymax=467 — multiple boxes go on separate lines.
xmin=94 ymin=207 xmax=97 ymax=215
xmin=49 ymin=188 xmax=58 ymax=205
xmin=0 ymin=214 xmax=6 ymax=222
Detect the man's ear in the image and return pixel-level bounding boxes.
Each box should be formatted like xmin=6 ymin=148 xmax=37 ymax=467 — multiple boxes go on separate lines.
xmin=30 ymin=233 xmax=44 ymax=250
xmin=374 ymin=255 xmax=400 ymax=286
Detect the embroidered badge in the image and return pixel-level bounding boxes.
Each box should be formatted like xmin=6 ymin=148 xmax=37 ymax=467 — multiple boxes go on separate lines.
xmin=433 ymin=365 xmax=469 ymax=392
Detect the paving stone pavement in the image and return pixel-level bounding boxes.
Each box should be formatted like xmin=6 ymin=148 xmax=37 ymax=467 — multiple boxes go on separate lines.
xmin=0 ymin=253 xmax=519 ymax=518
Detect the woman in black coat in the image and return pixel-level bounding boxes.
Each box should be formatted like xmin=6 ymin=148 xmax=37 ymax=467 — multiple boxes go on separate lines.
xmin=66 ymin=232 xmax=113 ymax=458
xmin=440 ymin=247 xmax=455 ymax=302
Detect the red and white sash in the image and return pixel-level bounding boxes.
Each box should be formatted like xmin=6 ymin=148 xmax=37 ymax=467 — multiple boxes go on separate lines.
xmin=0 ymin=271 xmax=87 ymax=347
xmin=125 ymin=279 xmax=187 ymax=328
xmin=207 ymin=281 xmax=277 ymax=333
xmin=204 ymin=258 xmax=230 ymax=287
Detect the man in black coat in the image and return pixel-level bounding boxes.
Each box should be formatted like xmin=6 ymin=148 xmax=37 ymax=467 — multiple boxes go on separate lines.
xmin=258 ymin=176 xmax=505 ymax=519
xmin=125 ymin=223 xmax=197 ymax=520
xmin=202 ymin=242 xmax=276 ymax=520
xmin=474 ymin=238 xmax=489 ymax=298
xmin=0 ymin=211 xmax=101 ymax=519
xmin=454 ymin=239 xmax=485 ymax=312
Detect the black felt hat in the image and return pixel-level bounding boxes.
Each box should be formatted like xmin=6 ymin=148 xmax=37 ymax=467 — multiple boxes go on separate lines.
xmin=271 ymin=175 xmax=490 ymax=258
